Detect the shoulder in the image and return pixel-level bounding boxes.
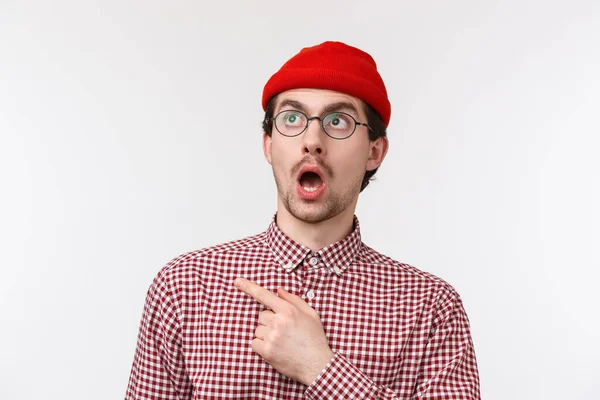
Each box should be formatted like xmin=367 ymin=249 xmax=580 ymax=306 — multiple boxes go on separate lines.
xmin=152 ymin=230 xmax=268 ymax=288
xmin=359 ymin=243 xmax=460 ymax=300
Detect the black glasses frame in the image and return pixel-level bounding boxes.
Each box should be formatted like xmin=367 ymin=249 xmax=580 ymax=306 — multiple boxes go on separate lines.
xmin=266 ymin=110 xmax=373 ymax=140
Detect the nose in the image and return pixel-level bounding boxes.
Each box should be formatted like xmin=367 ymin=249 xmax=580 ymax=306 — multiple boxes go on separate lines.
xmin=301 ymin=118 xmax=327 ymax=156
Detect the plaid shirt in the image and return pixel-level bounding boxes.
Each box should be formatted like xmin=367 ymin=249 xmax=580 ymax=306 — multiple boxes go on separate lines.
xmin=126 ymin=216 xmax=480 ymax=399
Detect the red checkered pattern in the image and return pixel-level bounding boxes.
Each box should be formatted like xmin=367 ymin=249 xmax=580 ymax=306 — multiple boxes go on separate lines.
xmin=126 ymin=216 xmax=480 ymax=399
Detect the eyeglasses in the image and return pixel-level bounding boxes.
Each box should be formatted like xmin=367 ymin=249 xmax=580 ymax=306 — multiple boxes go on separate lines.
xmin=266 ymin=110 xmax=373 ymax=140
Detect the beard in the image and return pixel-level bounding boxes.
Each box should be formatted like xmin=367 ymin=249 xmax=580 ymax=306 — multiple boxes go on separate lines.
xmin=272 ymin=158 xmax=363 ymax=224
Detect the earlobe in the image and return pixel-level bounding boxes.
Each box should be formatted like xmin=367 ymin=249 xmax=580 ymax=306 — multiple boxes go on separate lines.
xmin=263 ymin=133 xmax=273 ymax=165
xmin=366 ymin=136 xmax=389 ymax=171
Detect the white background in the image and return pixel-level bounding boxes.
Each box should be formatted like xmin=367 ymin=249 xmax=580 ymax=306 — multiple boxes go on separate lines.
xmin=1 ymin=1 xmax=599 ymax=399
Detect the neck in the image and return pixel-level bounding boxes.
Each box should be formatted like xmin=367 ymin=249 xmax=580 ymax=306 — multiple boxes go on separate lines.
xmin=275 ymin=200 xmax=357 ymax=252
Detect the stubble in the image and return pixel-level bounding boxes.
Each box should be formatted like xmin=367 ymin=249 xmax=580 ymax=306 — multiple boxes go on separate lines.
xmin=272 ymin=158 xmax=363 ymax=224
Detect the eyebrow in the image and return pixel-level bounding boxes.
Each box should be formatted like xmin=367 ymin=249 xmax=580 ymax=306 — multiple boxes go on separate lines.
xmin=278 ymin=99 xmax=307 ymax=113
xmin=322 ymin=101 xmax=359 ymax=116
xmin=277 ymin=99 xmax=360 ymax=116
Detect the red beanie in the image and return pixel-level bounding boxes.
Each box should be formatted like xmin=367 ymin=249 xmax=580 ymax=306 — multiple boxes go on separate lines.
xmin=262 ymin=41 xmax=391 ymax=127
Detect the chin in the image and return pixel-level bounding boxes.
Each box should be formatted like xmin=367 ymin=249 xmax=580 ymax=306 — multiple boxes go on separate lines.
xmin=286 ymin=199 xmax=346 ymax=224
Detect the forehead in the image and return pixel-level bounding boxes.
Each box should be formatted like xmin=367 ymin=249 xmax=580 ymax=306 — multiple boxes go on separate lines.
xmin=274 ymin=88 xmax=365 ymax=116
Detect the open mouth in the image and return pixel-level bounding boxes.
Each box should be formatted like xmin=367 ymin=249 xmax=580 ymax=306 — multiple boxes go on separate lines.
xmin=299 ymin=171 xmax=324 ymax=192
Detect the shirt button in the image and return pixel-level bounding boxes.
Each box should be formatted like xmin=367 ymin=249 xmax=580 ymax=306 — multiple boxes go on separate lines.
xmin=309 ymin=256 xmax=319 ymax=266
xmin=305 ymin=290 xmax=315 ymax=300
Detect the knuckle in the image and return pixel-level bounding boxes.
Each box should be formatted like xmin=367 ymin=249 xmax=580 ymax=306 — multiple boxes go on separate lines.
xmin=269 ymin=329 xmax=281 ymax=342
xmin=272 ymin=318 xmax=287 ymax=330
xmin=262 ymin=342 xmax=274 ymax=358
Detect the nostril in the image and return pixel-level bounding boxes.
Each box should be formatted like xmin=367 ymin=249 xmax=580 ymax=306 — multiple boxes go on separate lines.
xmin=303 ymin=146 xmax=323 ymax=155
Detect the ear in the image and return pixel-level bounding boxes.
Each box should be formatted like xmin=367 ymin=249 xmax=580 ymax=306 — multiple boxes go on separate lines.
xmin=366 ymin=136 xmax=389 ymax=171
xmin=263 ymin=132 xmax=273 ymax=165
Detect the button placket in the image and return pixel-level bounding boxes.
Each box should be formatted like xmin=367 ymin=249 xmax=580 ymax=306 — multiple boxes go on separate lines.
xmin=301 ymin=254 xmax=321 ymax=304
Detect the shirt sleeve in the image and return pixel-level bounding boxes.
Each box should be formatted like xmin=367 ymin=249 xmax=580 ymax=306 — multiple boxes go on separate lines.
xmin=304 ymin=291 xmax=480 ymax=400
xmin=125 ymin=273 xmax=192 ymax=400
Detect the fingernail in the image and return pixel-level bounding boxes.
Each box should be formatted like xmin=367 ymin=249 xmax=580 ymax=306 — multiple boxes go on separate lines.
xmin=234 ymin=278 xmax=245 ymax=286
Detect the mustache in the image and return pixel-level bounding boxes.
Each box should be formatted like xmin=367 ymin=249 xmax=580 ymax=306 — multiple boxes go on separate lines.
xmin=291 ymin=157 xmax=334 ymax=179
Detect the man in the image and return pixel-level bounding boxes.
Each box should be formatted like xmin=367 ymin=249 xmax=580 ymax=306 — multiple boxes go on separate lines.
xmin=126 ymin=41 xmax=480 ymax=399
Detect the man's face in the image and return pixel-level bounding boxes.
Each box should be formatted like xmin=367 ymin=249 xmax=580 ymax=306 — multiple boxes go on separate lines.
xmin=263 ymin=88 xmax=387 ymax=224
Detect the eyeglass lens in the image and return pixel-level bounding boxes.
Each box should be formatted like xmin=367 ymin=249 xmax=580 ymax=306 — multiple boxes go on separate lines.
xmin=274 ymin=110 xmax=357 ymax=139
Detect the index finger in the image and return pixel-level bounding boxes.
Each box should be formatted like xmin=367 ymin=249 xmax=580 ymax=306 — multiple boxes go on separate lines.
xmin=234 ymin=278 xmax=288 ymax=313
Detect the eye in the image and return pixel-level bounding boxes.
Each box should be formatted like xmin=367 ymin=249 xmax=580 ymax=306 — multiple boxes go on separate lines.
xmin=280 ymin=111 xmax=305 ymax=127
xmin=324 ymin=113 xmax=352 ymax=130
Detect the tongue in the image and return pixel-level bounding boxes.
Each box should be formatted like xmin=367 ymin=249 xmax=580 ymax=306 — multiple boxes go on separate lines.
xmin=300 ymin=172 xmax=323 ymax=188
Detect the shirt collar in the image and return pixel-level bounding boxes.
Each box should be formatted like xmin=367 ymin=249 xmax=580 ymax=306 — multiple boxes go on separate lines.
xmin=265 ymin=214 xmax=363 ymax=276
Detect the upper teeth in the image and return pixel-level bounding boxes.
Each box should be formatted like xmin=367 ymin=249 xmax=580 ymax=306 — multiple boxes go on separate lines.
xmin=303 ymin=186 xmax=318 ymax=192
